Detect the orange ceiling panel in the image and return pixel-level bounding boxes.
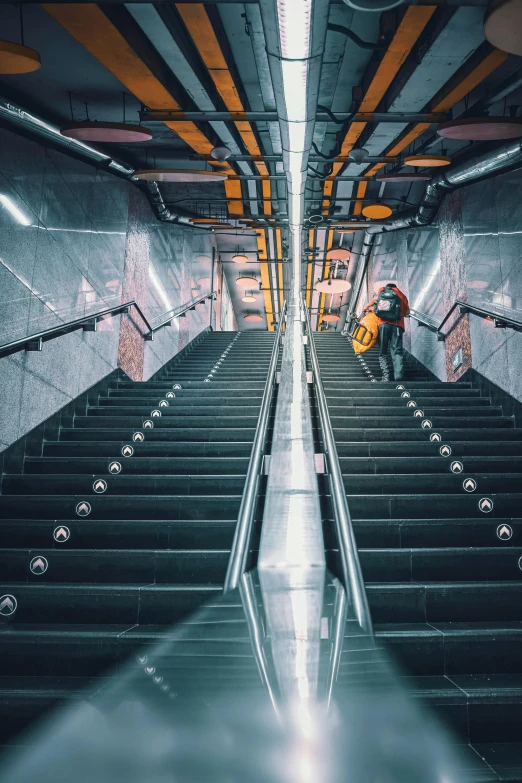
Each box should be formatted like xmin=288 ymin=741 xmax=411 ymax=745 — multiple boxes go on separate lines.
xmin=363 ymin=48 xmax=509 ymax=178
xmin=176 ymin=3 xmax=272 ymax=192
xmin=255 ymin=228 xmax=274 ymax=331
xmin=43 ymin=4 xmax=216 ymax=156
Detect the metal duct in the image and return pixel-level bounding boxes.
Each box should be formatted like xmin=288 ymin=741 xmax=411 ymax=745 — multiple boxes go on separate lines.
xmin=348 ymin=137 xmax=522 ymax=315
xmin=0 ymin=96 xmax=206 ymax=229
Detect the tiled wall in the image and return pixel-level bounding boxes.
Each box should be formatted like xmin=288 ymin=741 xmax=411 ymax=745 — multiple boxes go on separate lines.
xmin=0 ymin=127 xmax=217 ymax=451
xmin=366 ymin=166 xmax=522 ymax=400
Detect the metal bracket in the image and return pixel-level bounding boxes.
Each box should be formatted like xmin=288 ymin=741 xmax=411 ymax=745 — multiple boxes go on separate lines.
xmin=314 ymin=453 xmax=326 ymax=474
xmin=25 ymin=338 xmax=43 ymax=352
xmin=276 ymin=372 xmax=281 ymax=384
xmin=306 ymin=371 xmax=313 ymax=384
xmin=82 ymin=319 xmax=98 ymax=332
xmin=303 ymin=335 xmax=308 ymax=345
xmin=262 ymin=455 xmax=270 ymax=475
xmin=144 ymin=333 xmax=154 ymax=341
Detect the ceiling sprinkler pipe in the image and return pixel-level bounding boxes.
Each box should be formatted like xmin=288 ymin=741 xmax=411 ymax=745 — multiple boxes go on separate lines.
xmin=0 ymin=95 xmax=210 ymax=229
xmin=349 ymin=135 xmax=522 ymax=322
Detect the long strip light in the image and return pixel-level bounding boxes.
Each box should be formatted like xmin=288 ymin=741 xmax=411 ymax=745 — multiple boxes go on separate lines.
xmin=276 ymin=0 xmax=312 ymax=284
xmin=0 ymin=194 xmax=32 ymax=226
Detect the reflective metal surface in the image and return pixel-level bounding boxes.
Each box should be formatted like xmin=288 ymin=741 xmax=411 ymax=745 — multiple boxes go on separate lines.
xmin=303 ymin=298 xmax=373 ymax=637
xmin=224 ymin=301 xmax=286 ymax=592
xmin=0 ymin=570 xmax=469 ymax=783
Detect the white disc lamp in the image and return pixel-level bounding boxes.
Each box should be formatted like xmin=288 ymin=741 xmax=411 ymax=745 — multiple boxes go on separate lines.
xmin=315 ymin=279 xmax=352 ymax=294
xmin=236 ymin=276 xmax=259 ymax=288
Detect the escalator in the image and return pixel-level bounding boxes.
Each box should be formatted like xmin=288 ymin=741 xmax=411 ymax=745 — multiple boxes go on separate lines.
xmin=0 ymin=330 xmax=278 ymax=752
xmin=313 ymin=331 xmax=522 ymax=781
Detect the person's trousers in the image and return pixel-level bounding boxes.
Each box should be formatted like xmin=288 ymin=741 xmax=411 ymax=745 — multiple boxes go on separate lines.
xmin=378 ymin=323 xmax=404 ymax=381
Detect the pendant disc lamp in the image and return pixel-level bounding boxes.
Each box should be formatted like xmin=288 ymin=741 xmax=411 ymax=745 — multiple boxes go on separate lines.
xmin=232 ymin=251 xmax=249 ymax=264
xmin=315 ymin=278 xmax=351 ymax=294
xmin=242 ymin=293 xmax=256 ymax=303
xmin=327 ymin=247 xmax=351 ymax=261
xmin=404 ymin=154 xmax=451 ymax=167
xmin=236 ymin=276 xmax=258 ymax=288
xmin=437 ymin=117 xmax=522 ymax=141
xmin=484 ymin=0 xmax=522 ymax=56
xmin=376 ymin=173 xmax=431 ymax=183
xmin=362 ymin=203 xmax=393 ymax=219
xmin=61 ymin=123 xmax=152 ymax=143
xmin=0 ymin=41 xmax=40 ymax=74
xmin=244 ymin=312 xmax=263 ymax=322
xmin=133 ymin=170 xmax=228 ymax=182
xmin=322 ymin=311 xmax=341 ymax=322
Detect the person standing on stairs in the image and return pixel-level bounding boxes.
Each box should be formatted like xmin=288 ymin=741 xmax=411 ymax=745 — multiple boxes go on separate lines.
xmin=363 ymin=283 xmax=410 ymax=382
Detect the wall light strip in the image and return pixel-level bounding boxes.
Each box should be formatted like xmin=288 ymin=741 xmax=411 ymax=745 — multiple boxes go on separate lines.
xmin=0 ymin=195 xmax=32 ymax=226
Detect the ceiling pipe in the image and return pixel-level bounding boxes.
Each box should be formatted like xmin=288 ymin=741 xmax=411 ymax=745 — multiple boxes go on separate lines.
xmin=348 ymin=137 xmax=522 ymax=314
xmin=0 ymin=96 xmax=209 ymax=230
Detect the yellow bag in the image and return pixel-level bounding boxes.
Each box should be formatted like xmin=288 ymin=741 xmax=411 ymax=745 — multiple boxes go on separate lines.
xmin=351 ymin=311 xmax=379 ymax=354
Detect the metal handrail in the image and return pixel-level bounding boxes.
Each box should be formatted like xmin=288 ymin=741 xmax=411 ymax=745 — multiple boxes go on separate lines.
xmin=147 ymin=293 xmax=217 ymax=336
xmin=0 ymin=294 xmax=216 ymax=359
xmin=302 ymin=295 xmax=373 ymax=637
xmin=223 ymin=300 xmax=286 ymax=593
xmin=411 ymin=300 xmax=522 ymax=341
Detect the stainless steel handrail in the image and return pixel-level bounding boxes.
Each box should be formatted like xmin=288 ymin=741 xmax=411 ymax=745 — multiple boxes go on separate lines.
xmin=147 ymin=293 xmax=216 ymax=337
xmin=411 ymin=299 xmax=522 ymax=341
xmin=302 ymin=295 xmax=373 ymax=636
xmin=0 ymin=294 xmax=216 ymax=359
xmin=223 ymin=300 xmax=286 ymax=593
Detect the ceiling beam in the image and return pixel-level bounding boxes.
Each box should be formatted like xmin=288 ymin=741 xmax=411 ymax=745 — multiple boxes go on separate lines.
xmin=363 ymin=43 xmax=510 ymax=178
xmin=176 ymin=3 xmax=273 ymax=215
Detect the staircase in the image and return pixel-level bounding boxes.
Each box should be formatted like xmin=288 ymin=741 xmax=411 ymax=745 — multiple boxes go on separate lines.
xmin=314 ymin=332 xmax=522 ymax=781
xmin=0 ymin=330 xmax=276 ymax=751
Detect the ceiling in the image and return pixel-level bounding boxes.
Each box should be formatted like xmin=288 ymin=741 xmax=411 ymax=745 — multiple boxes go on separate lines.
xmin=1 ymin=0 xmax=521 ymax=330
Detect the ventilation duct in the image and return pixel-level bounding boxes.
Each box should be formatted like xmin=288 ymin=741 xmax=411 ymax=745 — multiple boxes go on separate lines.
xmin=348 ymin=137 xmax=522 ymax=314
xmin=0 ymin=96 xmax=207 ymax=229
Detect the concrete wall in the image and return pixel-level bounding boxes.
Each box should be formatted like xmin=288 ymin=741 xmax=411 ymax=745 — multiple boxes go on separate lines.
xmin=364 ymin=166 xmax=522 ymax=401
xmin=0 ymin=127 xmax=217 ymax=452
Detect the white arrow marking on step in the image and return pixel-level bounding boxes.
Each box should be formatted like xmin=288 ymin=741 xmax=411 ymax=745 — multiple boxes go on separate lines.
xmin=401 ymin=392 xmax=410 ymax=398
xmin=518 ymin=556 xmax=522 ymax=571
xmin=76 ymin=501 xmax=91 ymax=517
xmin=109 ymin=462 xmax=121 ymax=474
xmin=407 ymin=401 xmax=417 ymax=408
xmin=93 ymin=479 xmax=107 ymax=493
xmin=479 ymin=497 xmax=493 ymax=513
xmin=161 ymin=683 xmax=170 ymax=692
xmin=450 ymin=461 xmax=464 ymax=474
xmin=122 ymin=445 xmax=134 ymax=457
xmin=133 ymin=432 xmax=144 ymax=442
xmin=204 ymin=378 xmax=211 ymax=383
xmin=414 ymin=410 xmax=424 ymax=418
xmin=397 ymin=385 xmax=405 ymax=390
xmin=463 ymin=478 xmax=477 ymax=492
xmin=166 ymin=392 xmax=175 ymax=399
xmin=143 ymin=420 xmax=154 ymax=429
xmin=422 ymin=420 xmax=433 ymax=429
xmin=136 ymin=654 xmax=148 ymax=664
xmin=153 ymin=675 xmax=163 ymax=685
xmin=145 ymin=667 xmax=156 ymax=675
xmin=0 ymin=595 xmax=17 ymax=616
xmin=497 ymin=524 xmax=513 ymax=540
xmin=159 ymin=400 xmax=169 ymax=407
xmin=173 ymin=384 xmax=182 ymax=390
xmin=53 ymin=526 xmax=70 ymax=542
xmin=430 ymin=433 xmax=442 ymax=442
xmin=30 ymin=556 xmax=48 ymax=575
xmin=440 ymin=445 xmax=452 ymax=457
xmin=151 ymin=410 xmax=161 ymax=417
